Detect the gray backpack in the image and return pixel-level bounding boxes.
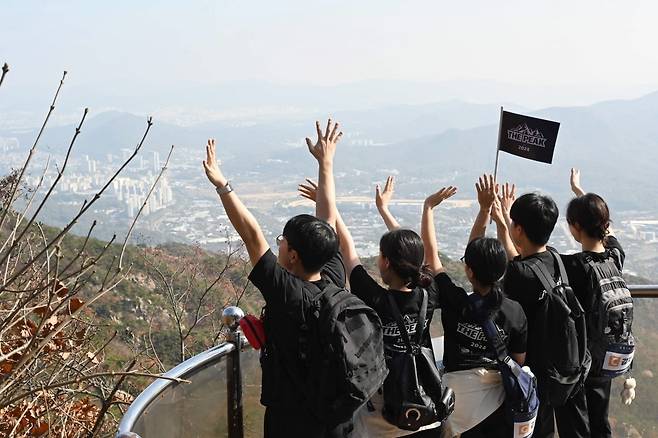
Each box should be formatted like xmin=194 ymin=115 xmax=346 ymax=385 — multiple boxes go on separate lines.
xmin=584 ymin=249 xmax=634 ymax=378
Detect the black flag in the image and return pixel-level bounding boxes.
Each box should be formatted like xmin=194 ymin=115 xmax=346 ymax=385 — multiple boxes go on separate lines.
xmin=498 ymin=111 xmax=560 ymax=164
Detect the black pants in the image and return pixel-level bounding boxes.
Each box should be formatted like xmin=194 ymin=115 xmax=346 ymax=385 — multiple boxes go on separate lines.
xmin=585 ymin=377 xmax=612 ymax=438
xmin=533 ymin=386 xmax=590 ymax=438
xmin=460 ymin=403 xmax=511 ymax=438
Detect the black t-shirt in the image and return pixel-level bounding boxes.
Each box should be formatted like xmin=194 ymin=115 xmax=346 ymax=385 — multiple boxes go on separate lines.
xmin=349 ymin=265 xmax=439 ymax=353
xmin=503 ymin=249 xmax=557 ymax=372
xmin=560 ymin=236 xmax=626 ymax=313
xmin=248 ymin=249 xmax=348 ymax=435
xmin=435 ymin=272 xmax=527 ymax=372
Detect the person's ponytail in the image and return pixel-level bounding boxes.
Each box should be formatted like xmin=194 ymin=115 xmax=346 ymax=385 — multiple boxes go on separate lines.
xmin=409 ymin=264 xmax=433 ymax=289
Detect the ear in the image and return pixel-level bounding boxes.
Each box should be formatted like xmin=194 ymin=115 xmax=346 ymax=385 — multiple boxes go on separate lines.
xmin=288 ymin=248 xmax=299 ymax=265
xmin=381 ymin=256 xmax=390 ymax=270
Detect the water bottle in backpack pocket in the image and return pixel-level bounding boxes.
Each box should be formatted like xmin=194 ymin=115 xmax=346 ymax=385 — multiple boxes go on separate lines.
xmin=585 ymin=250 xmax=634 ymax=378
xmin=478 ymin=314 xmax=539 ymax=438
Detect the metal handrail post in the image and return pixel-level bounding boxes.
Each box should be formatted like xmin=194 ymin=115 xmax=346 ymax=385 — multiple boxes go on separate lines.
xmin=223 ymin=306 xmax=245 ymax=438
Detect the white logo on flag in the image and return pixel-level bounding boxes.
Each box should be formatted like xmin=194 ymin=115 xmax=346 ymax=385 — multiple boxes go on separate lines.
xmin=507 ymin=124 xmax=547 ymax=147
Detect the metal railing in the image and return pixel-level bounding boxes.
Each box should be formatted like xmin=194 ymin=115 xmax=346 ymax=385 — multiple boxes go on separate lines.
xmin=117 ymin=286 xmax=657 ymax=438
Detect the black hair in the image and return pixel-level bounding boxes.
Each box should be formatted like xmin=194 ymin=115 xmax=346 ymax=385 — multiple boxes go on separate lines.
xmin=379 ymin=229 xmax=433 ymax=289
xmin=566 ymin=193 xmax=610 ymax=241
xmin=509 ymin=193 xmax=559 ymax=245
xmin=464 ymin=237 xmax=508 ymax=286
xmin=282 ymin=214 xmax=338 ymax=273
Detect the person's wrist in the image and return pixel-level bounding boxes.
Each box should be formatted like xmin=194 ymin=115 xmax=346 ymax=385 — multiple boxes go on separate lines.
xmin=213 ymin=178 xmax=229 ymax=189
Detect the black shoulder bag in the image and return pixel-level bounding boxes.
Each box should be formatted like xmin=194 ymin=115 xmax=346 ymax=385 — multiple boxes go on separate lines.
xmin=382 ymin=289 xmax=455 ymax=431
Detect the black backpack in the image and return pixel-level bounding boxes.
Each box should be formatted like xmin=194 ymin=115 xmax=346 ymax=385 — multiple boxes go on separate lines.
xmin=527 ymin=250 xmax=591 ymax=406
xmin=382 ymin=289 xmax=455 ymax=431
xmin=583 ymin=249 xmax=634 ymax=378
xmin=295 ymin=283 xmax=389 ymax=426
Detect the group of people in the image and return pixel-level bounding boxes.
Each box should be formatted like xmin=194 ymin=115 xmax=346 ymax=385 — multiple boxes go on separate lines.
xmin=202 ymin=119 xmax=632 ymax=438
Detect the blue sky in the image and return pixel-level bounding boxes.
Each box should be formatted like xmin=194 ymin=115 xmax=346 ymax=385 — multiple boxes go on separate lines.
xmin=2 ymin=0 xmax=658 ymax=118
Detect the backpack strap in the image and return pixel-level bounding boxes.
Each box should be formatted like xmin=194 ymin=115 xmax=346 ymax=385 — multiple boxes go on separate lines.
xmin=548 ymin=249 xmax=570 ymax=286
xmin=480 ymin=317 xmax=508 ymax=363
xmin=526 ymin=257 xmax=557 ymax=298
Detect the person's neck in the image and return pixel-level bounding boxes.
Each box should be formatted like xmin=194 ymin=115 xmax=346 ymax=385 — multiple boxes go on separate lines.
xmin=388 ymin=276 xmax=412 ymax=292
xmin=519 ymin=243 xmax=548 ymax=259
xmin=294 ymin=268 xmax=322 ymax=282
xmin=473 ymin=283 xmax=493 ymax=296
xmin=580 ymin=236 xmax=605 ymax=253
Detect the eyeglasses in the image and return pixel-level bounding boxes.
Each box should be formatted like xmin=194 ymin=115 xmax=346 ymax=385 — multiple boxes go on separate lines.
xmin=275 ymin=234 xmax=284 ymax=245
xmin=459 ymin=255 xmax=466 ymax=263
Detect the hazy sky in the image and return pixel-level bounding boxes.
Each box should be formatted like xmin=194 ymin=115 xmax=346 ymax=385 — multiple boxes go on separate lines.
xmin=2 ymin=0 xmax=658 ymax=120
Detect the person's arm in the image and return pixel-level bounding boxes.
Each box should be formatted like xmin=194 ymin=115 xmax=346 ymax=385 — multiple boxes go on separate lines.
xmin=421 ymin=186 xmax=458 ymax=275
xmin=375 ymin=175 xmax=401 ymax=231
xmin=203 ymin=139 xmax=268 ymax=266
xmin=468 ymin=174 xmax=496 ymax=243
xmin=492 ymin=197 xmax=519 ymax=260
xmin=306 ymin=119 xmax=342 ymax=231
xmin=570 ymin=168 xmax=586 ymax=197
xmin=299 ymin=179 xmax=361 ymax=277
xmin=511 ymin=352 xmax=526 ymax=366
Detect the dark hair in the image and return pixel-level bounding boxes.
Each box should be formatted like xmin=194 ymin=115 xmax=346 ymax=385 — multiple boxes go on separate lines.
xmin=283 ymin=214 xmax=338 ymax=273
xmin=379 ymin=229 xmax=433 ymax=289
xmin=510 ymin=193 xmax=559 ymax=245
xmin=464 ymin=237 xmax=508 ymax=286
xmin=566 ymin=193 xmax=610 ymax=241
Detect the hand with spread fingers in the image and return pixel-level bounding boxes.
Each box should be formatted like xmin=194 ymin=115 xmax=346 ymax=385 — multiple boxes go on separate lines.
xmin=475 ymin=174 xmax=497 ymax=212
xmin=306 ymin=119 xmax=343 ymax=164
xmin=499 ymin=182 xmax=516 ymax=216
xmin=375 ymin=176 xmax=396 ymax=212
xmin=424 ymin=186 xmax=458 ymax=210
xmin=202 ymin=138 xmax=228 ymax=188
xmin=298 ymin=178 xmax=318 ymax=203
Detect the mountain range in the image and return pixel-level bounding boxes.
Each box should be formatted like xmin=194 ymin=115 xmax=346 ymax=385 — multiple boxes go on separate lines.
xmin=3 ymin=90 xmax=658 ymax=210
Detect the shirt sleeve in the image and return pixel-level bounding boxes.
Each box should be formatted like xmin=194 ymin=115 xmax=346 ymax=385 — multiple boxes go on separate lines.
xmin=507 ymin=302 xmax=528 ymax=354
xmin=321 ymin=252 xmax=346 ymax=287
xmin=248 ymin=249 xmax=305 ymax=318
xmin=503 ymin=261 xmax=536 ymax=318
xmin=434 ymin=272 xmax=468 ymax=311
xmin=349 ymin=265 xmax=386 ymax=308
xmin=605 ymin=236 xmax=626 ymax=268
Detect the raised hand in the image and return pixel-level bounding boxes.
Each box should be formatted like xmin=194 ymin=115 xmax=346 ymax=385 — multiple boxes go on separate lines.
xmin=202 ymin=138 xmax=228 ymax=188
xmin=475 ymin=174 xmax=497 ymax=211
xmin=424 ymin=186 xmax=458 ymax=209
xmin=499 ymin=182 xmax=516 ymax=215
xmin=570 ymin=168 xmax=585 ymax=196
xmin=306 ymin=119 xmax=343 ymax=164
xmin=375 ymin=176 xmax=395 ymax=211
xmin=298 ymin=178 xmax=318 ymax=203
xmin=491 ymin=196 xmax=506 ymax=225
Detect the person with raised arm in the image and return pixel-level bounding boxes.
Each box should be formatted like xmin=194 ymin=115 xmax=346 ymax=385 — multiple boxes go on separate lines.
xmin=560 ymin=168 xmax=633 ymax=438
xmin=493 ymin=179 xmax=591 ymax=438
xmin=202 ymin=122 xmax=362 ymax=438
xmin=422 ymin=180 xmax=527 ymax=437
xmin=300 ymin=170 xmax=443 ymax=435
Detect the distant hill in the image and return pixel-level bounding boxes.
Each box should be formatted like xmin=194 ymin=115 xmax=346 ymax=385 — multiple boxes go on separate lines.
xmin=3 ymin=90 xmax=658 ymax=211
xmin=268 ymin=90 xmax=658 ymax=211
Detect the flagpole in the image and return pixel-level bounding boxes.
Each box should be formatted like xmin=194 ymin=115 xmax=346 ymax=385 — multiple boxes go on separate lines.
xmin=493 ymin=106 xmax=503 ymax=181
